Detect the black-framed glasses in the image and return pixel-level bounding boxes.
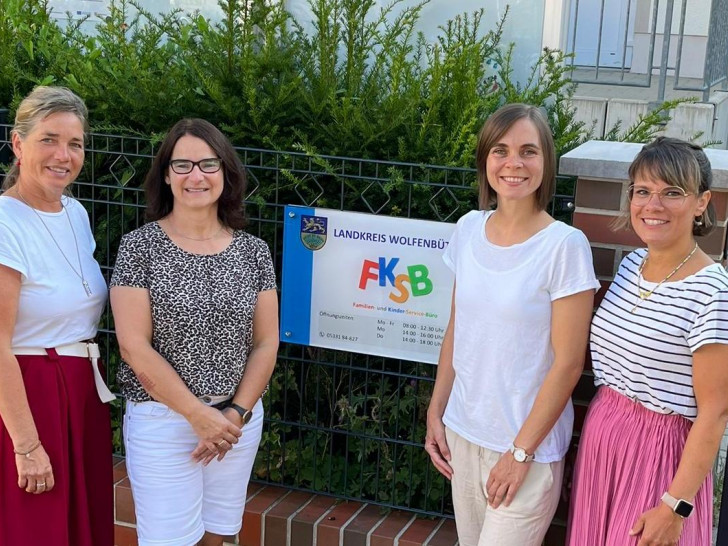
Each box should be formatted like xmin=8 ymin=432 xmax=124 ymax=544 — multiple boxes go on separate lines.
xmin=627 ymin=184 xmax=693 ymax=207
xmin=169 ymin=158 xmax=222 ymax=174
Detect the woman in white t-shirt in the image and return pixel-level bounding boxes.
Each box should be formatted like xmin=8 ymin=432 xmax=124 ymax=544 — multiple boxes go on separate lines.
xmin=0 ymin=87 xmax=113 ymax=545
xmin=424 ymin=103 xmax=599 ymax=546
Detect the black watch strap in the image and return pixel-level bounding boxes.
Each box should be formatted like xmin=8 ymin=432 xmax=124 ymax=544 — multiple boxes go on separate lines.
xmin=229 ymin=403 xmax=253 ymax=425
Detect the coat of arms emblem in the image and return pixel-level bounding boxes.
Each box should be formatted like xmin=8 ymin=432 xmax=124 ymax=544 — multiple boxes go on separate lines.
xmin=300 ymin=215 xmax=327 ymax=250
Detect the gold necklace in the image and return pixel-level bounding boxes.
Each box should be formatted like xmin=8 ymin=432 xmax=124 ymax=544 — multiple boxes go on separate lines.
xmin=16 ymin=189 xmax=93 ymax=297
xmin=631 ymin=242 xmax=698 ymax=313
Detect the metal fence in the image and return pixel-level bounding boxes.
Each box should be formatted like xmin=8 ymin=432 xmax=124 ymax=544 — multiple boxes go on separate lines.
xmin=566 ymin=0 xmax=728 ymax=102
xmin=3 ymin=127 xmax=726 ymax=539
xmin=0 ymin=126 xmax=576 ymax=520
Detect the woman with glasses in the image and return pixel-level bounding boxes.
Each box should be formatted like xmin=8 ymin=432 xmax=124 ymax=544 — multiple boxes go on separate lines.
xmin=568 ymin=137 xmax=728 ymax=546
xmin=110 ymin=119 xmax=278 ymax=546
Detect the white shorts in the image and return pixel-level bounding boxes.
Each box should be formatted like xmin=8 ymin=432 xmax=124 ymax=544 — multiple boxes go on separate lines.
xmin=123 ymin=398 xmax=264 ymax=546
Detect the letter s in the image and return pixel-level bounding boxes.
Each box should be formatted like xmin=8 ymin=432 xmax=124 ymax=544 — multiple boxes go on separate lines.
xmin=389 ymin=274 xmax=410 ymax=303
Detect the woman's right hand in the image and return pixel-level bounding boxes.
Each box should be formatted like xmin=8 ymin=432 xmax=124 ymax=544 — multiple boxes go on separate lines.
xmin=16 ymin=444 xmax=54 ymax=494
xmin=188 ymin=404 xmax=242 ymax=454
xmin=425 ymin=414 xmax=453 ymax=480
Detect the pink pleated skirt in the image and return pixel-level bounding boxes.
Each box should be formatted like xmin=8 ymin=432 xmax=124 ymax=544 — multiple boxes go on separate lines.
xmin=567 ymin=386 xmax=712 ymax=546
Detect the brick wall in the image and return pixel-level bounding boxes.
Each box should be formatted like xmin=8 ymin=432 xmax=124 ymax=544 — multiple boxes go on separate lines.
xmin=112 ymin=456 xmax=459 ymax=546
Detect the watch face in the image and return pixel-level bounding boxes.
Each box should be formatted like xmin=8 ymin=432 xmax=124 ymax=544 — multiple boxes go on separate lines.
xmin=513 ymin=448 xmax=527 ymax=463
xmin=674 ymin=500 xmax=693 ymax=518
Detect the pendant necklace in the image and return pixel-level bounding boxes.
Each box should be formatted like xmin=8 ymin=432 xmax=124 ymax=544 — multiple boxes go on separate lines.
xmin=16 ymin=189 xmax=93 ymax=297
xmin=631 ymin=242 xmax=698 ymax=313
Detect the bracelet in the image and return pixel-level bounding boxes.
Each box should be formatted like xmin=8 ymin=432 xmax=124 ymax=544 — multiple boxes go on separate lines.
xmin=14 ymin=439 xmax=41 ymax=458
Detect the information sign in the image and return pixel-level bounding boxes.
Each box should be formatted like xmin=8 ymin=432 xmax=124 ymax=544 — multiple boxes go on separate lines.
xmin=280 ymin=206 xmax=456 ymax=364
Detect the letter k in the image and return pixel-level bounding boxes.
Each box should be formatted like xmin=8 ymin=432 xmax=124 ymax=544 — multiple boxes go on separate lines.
xmin=378 ymin=257 xmax=399 ymax=286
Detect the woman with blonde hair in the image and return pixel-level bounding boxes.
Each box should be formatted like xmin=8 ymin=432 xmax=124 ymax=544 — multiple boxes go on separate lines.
xmin=0 ymin=86 xmax=114 ymax=545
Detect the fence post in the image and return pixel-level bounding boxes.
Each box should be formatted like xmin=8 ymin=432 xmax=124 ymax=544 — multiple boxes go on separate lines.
xmin=656 ymin=0 xmax=674 ymax=104
xmin=0 ymin=108 xmax=10 ymax=167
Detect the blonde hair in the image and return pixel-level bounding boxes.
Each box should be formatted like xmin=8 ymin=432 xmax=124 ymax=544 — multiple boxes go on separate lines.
xmin=3 ymin=86 xmax=88 ymax=190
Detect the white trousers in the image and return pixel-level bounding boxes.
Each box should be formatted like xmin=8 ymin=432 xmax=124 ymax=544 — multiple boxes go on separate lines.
xmin=123 ymin=398 xmax=264 ymax=546
xmin=446 ymin=427 xmax=564 ymax=546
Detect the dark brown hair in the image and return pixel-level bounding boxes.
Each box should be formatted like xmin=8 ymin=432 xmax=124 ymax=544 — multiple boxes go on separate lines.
xmin=144 ymin=118 xmax=247 ymax=229
xmin=617 ymin=136 xmax=714 ymax=236
xmin=475 ymin=103 xmax=556 ymax=211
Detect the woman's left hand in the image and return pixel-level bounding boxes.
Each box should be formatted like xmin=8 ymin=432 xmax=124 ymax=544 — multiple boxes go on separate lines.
xmin=485 ymin=451 xmax=531 ymax=509
xmin=630 ymin=503 xmax=683 ymax=546
xmin=191 ymin=408 xmax=242 ymax=465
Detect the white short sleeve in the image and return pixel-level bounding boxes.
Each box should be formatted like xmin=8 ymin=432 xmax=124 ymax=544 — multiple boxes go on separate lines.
xmin=0 ymin=221 xmax=28 ymax=277
xmin=443 ymin=210 xmax=479 ymax=272
xmin=548 ymin=229 xmax=600 ymax=301
xmin=688 ymin=288 xmax=728 ymax=352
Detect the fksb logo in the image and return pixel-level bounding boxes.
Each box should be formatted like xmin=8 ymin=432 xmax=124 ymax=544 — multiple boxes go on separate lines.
xmin=359 ymin=257 xmax=432 ymax=303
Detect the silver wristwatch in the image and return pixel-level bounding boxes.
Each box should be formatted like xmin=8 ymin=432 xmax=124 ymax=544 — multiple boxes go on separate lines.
xmin=510 ymin=444 xmax=534 ymax=463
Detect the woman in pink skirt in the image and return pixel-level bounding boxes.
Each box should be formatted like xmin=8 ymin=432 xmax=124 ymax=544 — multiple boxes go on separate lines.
xmin=567 ymin=137 xmax=728 ymax=546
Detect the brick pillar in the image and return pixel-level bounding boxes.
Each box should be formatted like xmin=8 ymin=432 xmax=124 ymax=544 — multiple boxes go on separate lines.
xmin=562 ymin=142 xmax=728 ymax=285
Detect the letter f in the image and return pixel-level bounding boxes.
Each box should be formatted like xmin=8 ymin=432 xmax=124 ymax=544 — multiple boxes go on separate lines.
xmin=359 ymin=260 xmax=379 ymax=289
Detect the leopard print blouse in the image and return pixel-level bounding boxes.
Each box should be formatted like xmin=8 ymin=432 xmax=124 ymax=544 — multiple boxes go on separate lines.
xmin=110 ymin=222 xmax=277 ymax=402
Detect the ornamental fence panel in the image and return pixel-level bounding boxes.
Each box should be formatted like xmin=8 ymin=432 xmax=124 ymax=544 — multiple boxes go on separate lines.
xmin=1 ymin=124 xmax=625 ymax=527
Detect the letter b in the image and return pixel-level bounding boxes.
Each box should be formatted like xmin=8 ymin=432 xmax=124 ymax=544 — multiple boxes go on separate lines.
xmin=407 ymin=265 xmax=432 ymax=297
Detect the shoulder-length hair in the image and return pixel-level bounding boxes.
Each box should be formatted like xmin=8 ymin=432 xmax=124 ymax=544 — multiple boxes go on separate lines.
xmin=614 ymin=136 xmax=714 ymax=236
xmin=475 ymin=103 xmax=556 ymax=211
xmin=144 ymin=118 xmax=247 ymax=229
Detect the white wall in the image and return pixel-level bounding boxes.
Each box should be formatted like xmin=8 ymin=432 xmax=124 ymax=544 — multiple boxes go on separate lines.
xmin=630 ymin=0 xmax=711 ymax=78
xmin=629 ymin=33 xmax=707 ymax=78
xmin=542 ymin=0 xmax=569 ymax=50
xmin=634 ymin=0 xmax=710 ymax=35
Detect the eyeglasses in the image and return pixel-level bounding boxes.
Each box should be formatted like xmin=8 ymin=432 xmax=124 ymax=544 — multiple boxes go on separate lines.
xmin=169 ymin=158 xmax=222 ymax=174
xmin=627 ymin=184 xmax=694 ymax=207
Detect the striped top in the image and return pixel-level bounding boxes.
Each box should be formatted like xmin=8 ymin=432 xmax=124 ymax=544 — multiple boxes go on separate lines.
xmin=591 ymin=249 xmax=728 ymax=420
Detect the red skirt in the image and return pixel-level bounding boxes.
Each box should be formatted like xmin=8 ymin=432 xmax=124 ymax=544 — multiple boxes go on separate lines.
xmin=0 ymin=351 xmax=113 ymax=546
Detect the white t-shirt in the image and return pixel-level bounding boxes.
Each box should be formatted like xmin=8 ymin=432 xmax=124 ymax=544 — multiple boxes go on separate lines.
xmin=0 ymin=195 xmax=106 ymax=348
xmin=592 ymin=249 xmax=728 ymax=420
xmin=442 ymin=210 xmax=600 ymax=462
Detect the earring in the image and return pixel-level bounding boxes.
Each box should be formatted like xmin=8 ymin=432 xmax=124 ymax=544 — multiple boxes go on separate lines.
xmin=694 ymin=216 xmax=703 ymax=227
xmin=15 ymin=159 xmax=21 ymax=167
